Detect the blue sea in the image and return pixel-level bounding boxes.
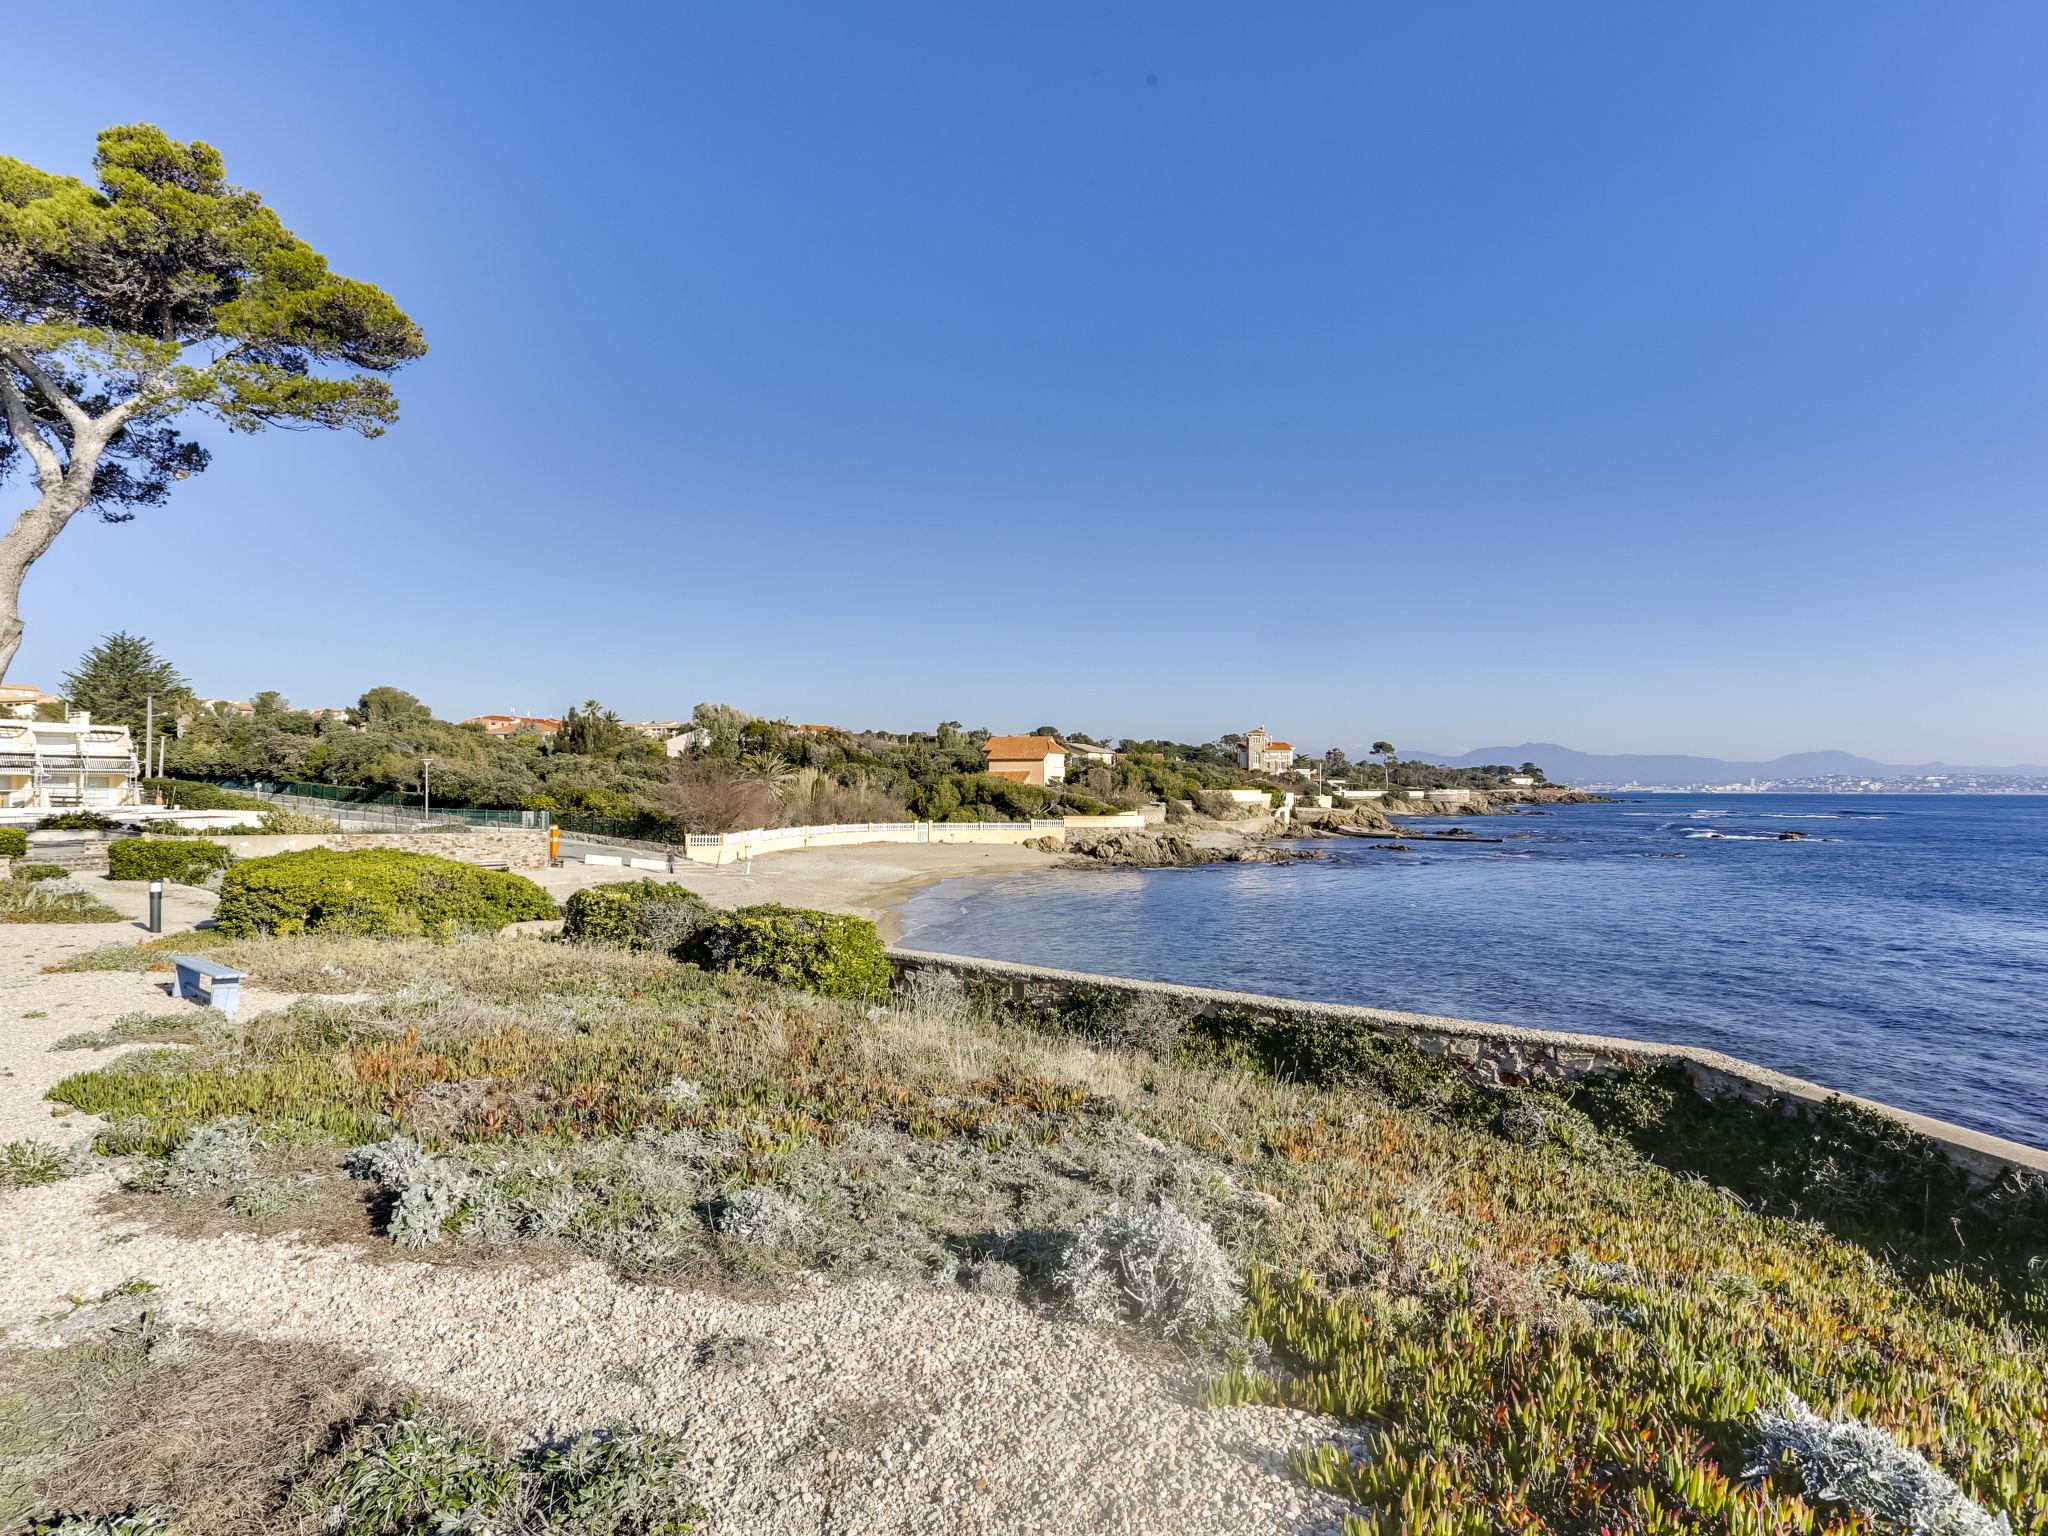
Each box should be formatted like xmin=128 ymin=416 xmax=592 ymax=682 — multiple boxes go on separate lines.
xmin=897 ymin=795 xmax=2048 ymax=1149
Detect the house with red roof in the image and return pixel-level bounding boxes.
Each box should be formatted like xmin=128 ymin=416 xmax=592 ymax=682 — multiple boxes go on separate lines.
xmin=980 ymin=734 xmax=1069 ymax=787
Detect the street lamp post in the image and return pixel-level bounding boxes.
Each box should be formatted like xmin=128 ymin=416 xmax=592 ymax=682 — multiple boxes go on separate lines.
xmin=422 ymin=757 xmax=433 ymax=821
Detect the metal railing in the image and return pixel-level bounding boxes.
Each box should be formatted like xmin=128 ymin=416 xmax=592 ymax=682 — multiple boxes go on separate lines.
xmin=207 ymin=780 xmax=548 ymax=830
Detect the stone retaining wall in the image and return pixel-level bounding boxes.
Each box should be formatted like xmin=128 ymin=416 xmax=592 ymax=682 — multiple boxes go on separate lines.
xmin=889 ymin=948 xmax=2048 ymax=1187
xmin=216 ymin=828 xmax=549 ymax=872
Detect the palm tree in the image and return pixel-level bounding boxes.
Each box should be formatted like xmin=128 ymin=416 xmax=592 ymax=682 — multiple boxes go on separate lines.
xmin=1372 ymin=741 xmax=1395 ymax=788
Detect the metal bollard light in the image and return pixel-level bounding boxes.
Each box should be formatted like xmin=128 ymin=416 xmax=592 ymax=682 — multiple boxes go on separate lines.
xmin=148 ymin=878 xmax=163 ymax=934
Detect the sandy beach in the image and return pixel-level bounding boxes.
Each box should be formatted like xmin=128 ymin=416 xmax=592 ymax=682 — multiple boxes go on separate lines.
xmin=533 ymin=840 xmax=1064 ymax=941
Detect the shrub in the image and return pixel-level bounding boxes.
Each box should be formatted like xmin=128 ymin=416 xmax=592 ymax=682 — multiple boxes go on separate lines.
xmin=213 ymin=848 xmax=557 ymax=939
xmin=683 ymin=903 xmax=892 ymax=999
xmin=0 ymin=825 xmax=25 ymax=857
xmin=563 ymin=880 xmax=715 ymax=951
xmin=0 ymin=876 xmax=124 ymax=924
xmin=1051 ymin=1197 xmax=1241 ymax=1339
xmin=2 ymin=1137 xmax=94 ymax=1187
xmin=524 ymin=1427 xmax=702 ymax=1535
xmin=143 ymin=1118 xmax=258 ymax=1195
xmin=106 ymin=838 xmax=233 ymax=885
xmin=345 ymin=1136 xmax=473 ymax=1249
xmin=715 ymin=1186 xmax=810 ymax=1248
xmin=1754 ymin=1394 xmax=2008 ymax=1536
xmin=316 ymin=1398 xmax=518 ymax=1536
xmin=34 ymin=811 xmax=116 ymax=832
xmin=139 ymin=777 xmax=268 ymax=811
xmin=13 ymin=862 xmax=66 ymax=882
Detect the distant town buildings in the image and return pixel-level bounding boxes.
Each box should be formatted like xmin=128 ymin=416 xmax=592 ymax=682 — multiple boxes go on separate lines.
xmin=625 ymin=720 xmax=712 ymax=757
xmin=1236 ymin=727 xmax=1296 ymax=775
xmin=981 ymin=734 xmax=1069 ymax=786
xmin=464 ymin=714 xmax=563 ymax=736
xmin=0 ymin=713 xmax=140 ymax=811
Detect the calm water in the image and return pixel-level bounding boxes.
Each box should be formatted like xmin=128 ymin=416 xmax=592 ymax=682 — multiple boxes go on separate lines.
xmin=898 ymin=795 xmax=2048 ymax=1148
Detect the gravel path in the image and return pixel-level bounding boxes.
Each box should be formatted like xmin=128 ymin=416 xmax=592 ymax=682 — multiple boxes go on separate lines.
xmin=1 ymin=917 xmax=1355 ymax=1535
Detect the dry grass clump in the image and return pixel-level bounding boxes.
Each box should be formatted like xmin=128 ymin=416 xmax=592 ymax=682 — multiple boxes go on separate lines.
xmin=2 ymin=1321 xmax=698 ymax=1536
xmin=0 ymin=1310 xmax=379 ymax=1535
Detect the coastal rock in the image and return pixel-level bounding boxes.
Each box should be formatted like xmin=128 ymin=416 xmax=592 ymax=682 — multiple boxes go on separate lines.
xmin=1060 ymin=830 xmax=1317 ymax=870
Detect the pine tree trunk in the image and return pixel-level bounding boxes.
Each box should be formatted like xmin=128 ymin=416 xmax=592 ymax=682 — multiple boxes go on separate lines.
xmin=0 ymin=478 xmax=95 ymax=684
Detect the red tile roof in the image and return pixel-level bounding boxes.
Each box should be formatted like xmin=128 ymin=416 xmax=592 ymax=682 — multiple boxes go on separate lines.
xmin=982 ymin=735 xmax=1067 ymax=759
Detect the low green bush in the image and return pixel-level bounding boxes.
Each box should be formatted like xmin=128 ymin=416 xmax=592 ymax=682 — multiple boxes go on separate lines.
xmin=34 ymin=811 xmax=116 ymax=832
xmin=138 ymin=777 xmax=269 ymax=811
xmin=12 ymin=863 xmax=65 ymax=882
xmin=0 ymin=826 xmax=26 ymax=858
xmin=564 ymin=879 xmax=716 ymax=951
xmin=683 ymin=903 xmax=892 ymax=999
xmin=212 ymin=847 xmax=558 ymax=939
xmin=106 ymin=838 xmax=233 ymax=885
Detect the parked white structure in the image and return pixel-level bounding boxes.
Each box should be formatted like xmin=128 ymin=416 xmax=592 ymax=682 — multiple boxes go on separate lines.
xmin=0 ymin=712 xmax=141 ymax=811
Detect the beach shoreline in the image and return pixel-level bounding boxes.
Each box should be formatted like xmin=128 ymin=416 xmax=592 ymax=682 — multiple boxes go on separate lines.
xmin=534 ymin=840 xmax=1064 ymax=943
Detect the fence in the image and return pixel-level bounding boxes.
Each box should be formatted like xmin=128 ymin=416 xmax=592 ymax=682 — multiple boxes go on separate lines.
xmin=211 ymin=780 xmax=549 ymax=831
xmin=582 ymin=814 xmax=1140 ymax=867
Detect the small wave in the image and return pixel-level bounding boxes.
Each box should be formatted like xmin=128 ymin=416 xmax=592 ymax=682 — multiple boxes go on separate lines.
xmin=1761 ymin=813 xmax=1841 ymax=820
xmin=1682 ymin=830 xmax=1807 ymax=841
xmin=1687 ymin=809 xmax=1737 ymax=818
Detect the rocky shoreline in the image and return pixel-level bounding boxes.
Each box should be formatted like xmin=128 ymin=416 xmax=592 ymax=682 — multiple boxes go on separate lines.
xmin=1042 ymin=829 xmax=1321 ymax=869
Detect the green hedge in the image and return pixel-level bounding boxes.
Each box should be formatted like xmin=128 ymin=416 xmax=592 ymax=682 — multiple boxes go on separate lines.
xmin=682 ymin=903 xmax=892 ymax=999
xmin=213 ymin=848 xmax=558 ymax=939
xmin=140 ymin=778 xmax=270 ymax=811
xmin=12 ymin=863 xmax=65 ymax=882
xmin=34 ymin=812 xmax=115 ymax=832
xmin=106 ymin=838 xmax=234 ymax=885
xmin=562 ymin=880 xmax=715 ymax=950
xmin=0 ymin=827 xmax=24 ymax=858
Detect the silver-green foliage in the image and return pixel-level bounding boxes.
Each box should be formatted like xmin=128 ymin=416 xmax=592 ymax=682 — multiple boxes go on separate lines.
xmin=525 ymin=1427 xmax=701 ymax=1535
xmin=714 ymin=1186 xmax=809 ymax=1249
xmin=25 ymin=1515 xmax=173 ymax=1536
xmin=346 ymin=1136 xmax=473 ymax=1249
xmin=152 ymin=1117 xmax=258 ymax=1194
xmin=1051 ymin=1197 xmax=1242 ymax=1339
xmin=0 ymin=1137 xmax=94 ymax=1187
xmin=1754 ymin=1394 xmax=2012 ymax=1536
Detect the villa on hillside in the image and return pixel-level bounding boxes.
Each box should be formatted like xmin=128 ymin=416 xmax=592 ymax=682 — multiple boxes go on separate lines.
xmin=0 ymin=712 xmax=140 ymax=812
xmin=0 ymin=683 xmax=62 ymax=719
xmin=464 ymin=713 xmax=563 ymax=736
xmin=1236 ymin=726 xmax=1296 ymax=774
xmin=981 ymin=734 xmax=1068 ymax=786
xmin=626 ymin=720 xmax=713 ymax=757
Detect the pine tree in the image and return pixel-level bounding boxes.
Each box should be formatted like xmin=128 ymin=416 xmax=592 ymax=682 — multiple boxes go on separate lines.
xmin=61 ymin=632 xmax=188 ymax=733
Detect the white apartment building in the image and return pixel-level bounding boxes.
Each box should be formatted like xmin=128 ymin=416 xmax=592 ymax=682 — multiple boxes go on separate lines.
xmin=0 ymin=712 xmax=142 ymax=812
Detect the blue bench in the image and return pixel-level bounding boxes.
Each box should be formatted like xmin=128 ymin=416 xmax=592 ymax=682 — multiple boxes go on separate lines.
xmin=168 ymin=953 xmax=244 ymax=1017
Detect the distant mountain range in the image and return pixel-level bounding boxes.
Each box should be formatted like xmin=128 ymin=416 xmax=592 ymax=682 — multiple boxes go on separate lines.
xmin=1399 ymin=742 xmax=2048 ymax=788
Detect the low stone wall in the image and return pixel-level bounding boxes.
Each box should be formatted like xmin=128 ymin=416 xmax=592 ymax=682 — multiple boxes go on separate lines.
xmin=219 ymin=828 xmax=549 ymax=872
xmin=888 ymin=949 xmax=2048 ymax=1187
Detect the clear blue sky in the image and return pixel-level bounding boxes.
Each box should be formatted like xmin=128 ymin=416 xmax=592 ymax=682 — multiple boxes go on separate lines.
xmin=7 ymin=3 xmax=2045 ymax=763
